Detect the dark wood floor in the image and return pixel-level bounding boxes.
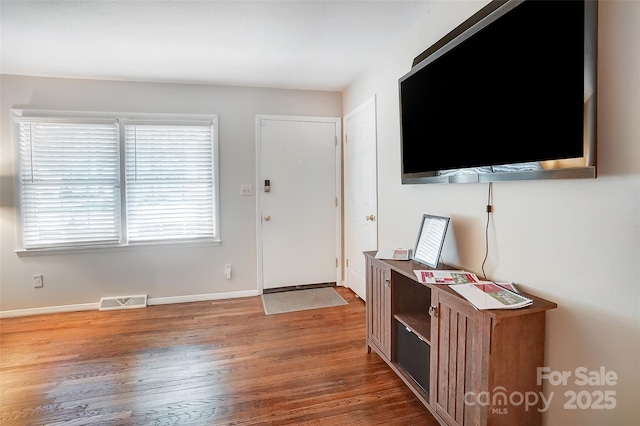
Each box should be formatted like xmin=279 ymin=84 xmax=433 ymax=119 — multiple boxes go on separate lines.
xmin=0 ymin=287 xmax=439 ymax=425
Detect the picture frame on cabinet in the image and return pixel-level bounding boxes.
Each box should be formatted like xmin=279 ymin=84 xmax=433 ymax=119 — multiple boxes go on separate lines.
xmin=411 ymin=214 xmax=449 ymax=269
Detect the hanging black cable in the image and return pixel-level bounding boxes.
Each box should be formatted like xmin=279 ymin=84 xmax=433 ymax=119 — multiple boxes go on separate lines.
xmin=481 ymin=183 xmax=493 ymax=280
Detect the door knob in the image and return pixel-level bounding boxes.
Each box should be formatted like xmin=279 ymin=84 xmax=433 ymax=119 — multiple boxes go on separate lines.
xmin=264 ymin=215 xmax=271 ymax=221
xmin=366 ymin=214 xmax=376 ymax=221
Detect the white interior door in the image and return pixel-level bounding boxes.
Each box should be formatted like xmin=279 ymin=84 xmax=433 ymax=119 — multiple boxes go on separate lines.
xmin=344 ymin=97 xmax=378 ymax=300
xmin=258 ymin=116 xmax=340 ymax=291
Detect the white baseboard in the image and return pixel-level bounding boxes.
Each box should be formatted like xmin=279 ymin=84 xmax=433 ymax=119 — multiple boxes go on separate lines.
xmin=0 ymin=303 xmax=99 ymax=319
xmin=0 ymin=289 xmax=260 ymax=318
xmin=148 ymin=289 xmax=260 ymax=305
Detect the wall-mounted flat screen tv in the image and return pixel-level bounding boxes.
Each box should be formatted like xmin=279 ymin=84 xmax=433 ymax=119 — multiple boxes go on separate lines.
xmin=399 ymin=0 xmax=597 ymax=184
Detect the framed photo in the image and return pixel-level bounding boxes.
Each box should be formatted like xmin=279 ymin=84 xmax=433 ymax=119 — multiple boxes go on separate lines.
xmin=412 ymin=214 xmax=450 ymax=268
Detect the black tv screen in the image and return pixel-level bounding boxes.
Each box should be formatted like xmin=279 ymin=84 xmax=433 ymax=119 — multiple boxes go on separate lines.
xmin=399 ymin=0 xmax=597 ymax=184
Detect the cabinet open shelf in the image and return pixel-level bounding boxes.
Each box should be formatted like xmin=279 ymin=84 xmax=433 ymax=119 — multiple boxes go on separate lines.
xmin=394 ymin=312 xmax=431 ymax=344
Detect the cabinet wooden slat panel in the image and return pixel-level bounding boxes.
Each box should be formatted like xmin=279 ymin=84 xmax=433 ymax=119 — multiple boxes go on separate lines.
xmin=447 ymin=308 xmax=458 ymax=416
xmin=455 ymin=312 xmax=468 ymax=424
xmin=434 ymin=290 xmax=476 ymax=426
xmin=366 ymin=256 xmax=392 ymax=360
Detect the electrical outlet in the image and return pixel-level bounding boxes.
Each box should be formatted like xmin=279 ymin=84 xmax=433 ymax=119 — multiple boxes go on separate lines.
xmin=225 ymin=264 xmax=232 ymax=279
xmin=33 ymin=274 xmax=44 ymax=288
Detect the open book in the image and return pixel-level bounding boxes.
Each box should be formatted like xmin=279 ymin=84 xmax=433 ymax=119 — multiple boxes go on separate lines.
xmin=449 ymin=282 xmax=533 ymax=310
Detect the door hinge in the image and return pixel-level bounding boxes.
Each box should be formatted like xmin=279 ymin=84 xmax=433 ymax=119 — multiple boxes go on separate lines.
xmin=346 ymin=259 xmax=349 ymax=267
xmin=335 ymin=197 xmax=338 ymax=207
xmin=336 ymin=258 xmax=339 ymax=267
xmin=335 ymin=135 xmax=338 ymax=146
xmin=345 ymin=134 xmax=348 ymax=144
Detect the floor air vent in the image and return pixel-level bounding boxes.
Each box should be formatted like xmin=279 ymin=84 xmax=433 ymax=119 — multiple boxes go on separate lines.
xmin=99 ymin=294 xmax=147 ymax=311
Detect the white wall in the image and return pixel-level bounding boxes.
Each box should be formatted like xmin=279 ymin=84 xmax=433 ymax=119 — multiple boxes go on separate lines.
xmin=0 ymin=75 xmax=341 ymax=312
xmin=343 ymin=1 xmax=639 ymax=425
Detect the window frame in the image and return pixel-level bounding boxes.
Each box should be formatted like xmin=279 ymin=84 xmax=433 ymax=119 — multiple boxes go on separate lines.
xmin=12 ymin=109 xmax=221 ymax=256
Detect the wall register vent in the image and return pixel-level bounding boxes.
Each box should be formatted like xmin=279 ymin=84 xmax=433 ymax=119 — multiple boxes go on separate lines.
xmin=99 ymin=294 xmax=148 ymax=311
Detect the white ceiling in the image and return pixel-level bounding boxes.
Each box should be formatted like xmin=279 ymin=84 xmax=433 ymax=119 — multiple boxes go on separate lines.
xmin=0 ymin=0 xmax=433 ymax=91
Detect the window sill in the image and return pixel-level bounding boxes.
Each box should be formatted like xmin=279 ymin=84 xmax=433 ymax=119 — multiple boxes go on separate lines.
xmin=14 ymin=240 xmax=222 ymax=257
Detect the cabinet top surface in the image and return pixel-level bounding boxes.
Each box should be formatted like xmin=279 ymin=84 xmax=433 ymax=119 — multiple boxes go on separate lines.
xmin=364 ymin=251 xmax=557 ymax=316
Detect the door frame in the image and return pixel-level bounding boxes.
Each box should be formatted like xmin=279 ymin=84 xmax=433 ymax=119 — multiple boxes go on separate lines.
xmin=255 ymin=115 xmax=342 ymax=294
xmin=343 ymin=95 xmax=378 ymax=295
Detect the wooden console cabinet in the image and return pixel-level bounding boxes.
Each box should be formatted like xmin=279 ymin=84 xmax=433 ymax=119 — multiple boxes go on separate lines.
xmin=365 ymin=252 xmax=557 ymax=426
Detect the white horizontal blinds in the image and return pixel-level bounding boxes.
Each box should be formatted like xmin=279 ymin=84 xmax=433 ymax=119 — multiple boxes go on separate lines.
xmin=18 ymin=120 xmax=121 ymax=248
xmin=124 ymin=122 xmax=216 ymax=243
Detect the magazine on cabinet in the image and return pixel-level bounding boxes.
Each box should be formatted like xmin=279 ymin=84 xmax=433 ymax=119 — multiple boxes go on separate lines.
xmin=375 ymin=248 xmax=410 ymax=261
xmin=413 ymin=270 xmax=481 ymax=284
xmin=494 ymin=282 xmax=520 ymax=294
xmin=449 ymin=282 xmax=533 ymax=310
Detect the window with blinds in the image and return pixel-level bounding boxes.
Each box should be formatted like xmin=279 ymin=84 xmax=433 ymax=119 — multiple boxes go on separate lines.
xmin=124 ymin=122 xmax=216 ymax=243
xmin=17 ymin=120 xmax=121 ymax=248
xmin=13 ymin=113 xmax=219 ymax=251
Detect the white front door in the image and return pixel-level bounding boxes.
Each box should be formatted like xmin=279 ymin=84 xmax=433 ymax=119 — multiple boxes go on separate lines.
xmin=344 ymin=97 xmax=378 ymax=300
xmin=257 ymin=116 xmax=340 ymax=291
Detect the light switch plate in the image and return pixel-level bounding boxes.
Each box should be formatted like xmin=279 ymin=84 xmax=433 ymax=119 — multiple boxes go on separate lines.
xmin=241 ymin=185 xmax=253 ymax=196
